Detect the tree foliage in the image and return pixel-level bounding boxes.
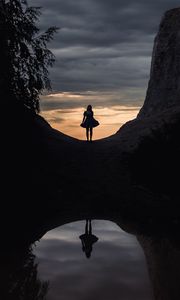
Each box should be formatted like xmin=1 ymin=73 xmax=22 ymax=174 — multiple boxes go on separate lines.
xmin=0 ymin=0 xmax=58 ymax=112
xmin=5 ymin=247 xmax=49 ymax=300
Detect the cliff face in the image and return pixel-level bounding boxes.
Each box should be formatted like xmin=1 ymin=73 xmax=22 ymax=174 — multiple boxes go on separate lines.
xmin=138 ymin=8 xmax=180 ymax=118
xmin=138 ymin=235 xmax=180 ymax=300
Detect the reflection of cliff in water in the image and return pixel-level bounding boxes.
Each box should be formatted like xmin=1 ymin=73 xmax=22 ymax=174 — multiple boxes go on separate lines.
xmin=2 ymin=215 xmax=180 ymax=300
xmin=35 ymin=219 xmax=180 ymax=300
xmin=0 ymin=247 xmax=48 ymax=300
xmin=138 ymin=235 xmax=180 ymax=300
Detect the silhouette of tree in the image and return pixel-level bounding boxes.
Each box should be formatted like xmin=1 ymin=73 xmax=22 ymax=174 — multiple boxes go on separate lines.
xmin=0 ymin=0 xmax=58 ymax=112
xmin=1 ymin=246 xmax=49 ymax=300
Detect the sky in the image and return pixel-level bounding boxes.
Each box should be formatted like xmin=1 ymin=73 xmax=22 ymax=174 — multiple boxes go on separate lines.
xmin=29 ymin=0 xmax=180 ymax=139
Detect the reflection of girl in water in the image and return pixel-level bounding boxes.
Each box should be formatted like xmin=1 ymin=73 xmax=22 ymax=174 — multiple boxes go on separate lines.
xmin=80 ymin=105 xmax=99 ymax=142
xmin=79 ymin=219 xmax=98 ymax=258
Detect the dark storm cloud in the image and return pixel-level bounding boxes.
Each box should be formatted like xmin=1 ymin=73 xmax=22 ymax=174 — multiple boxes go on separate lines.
xmin=29 ymin=0 xmax=180 ymax=45
xmin=41 ymin=94 xmax=143 ymax=111
xmin=30 ymin=0 xmax=180 ymax=41
xmin=49 ymin=53 xmax=150 ymax=93
xmin=29 ymin=0 xmax=180 ymax=104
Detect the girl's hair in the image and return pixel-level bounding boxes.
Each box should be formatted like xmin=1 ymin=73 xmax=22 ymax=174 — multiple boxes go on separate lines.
xmin=87 ymin=104 xmax=92 ymax=111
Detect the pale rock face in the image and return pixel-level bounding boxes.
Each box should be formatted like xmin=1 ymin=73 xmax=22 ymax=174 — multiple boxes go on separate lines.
xmin=138 ymin=8 xmax=180 ymax=118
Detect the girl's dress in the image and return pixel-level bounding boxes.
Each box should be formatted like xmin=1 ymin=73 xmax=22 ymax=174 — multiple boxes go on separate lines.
xmin=80 ymin=110 xmax=99 ymax=128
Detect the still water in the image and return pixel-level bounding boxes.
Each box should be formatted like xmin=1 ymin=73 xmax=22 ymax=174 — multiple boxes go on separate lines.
xmin=33 ymin=219 xmax=153 ymax=300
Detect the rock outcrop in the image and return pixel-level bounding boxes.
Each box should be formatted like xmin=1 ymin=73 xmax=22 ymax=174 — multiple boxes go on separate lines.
xmin=138 ymin=8 xmax=180 ymax=118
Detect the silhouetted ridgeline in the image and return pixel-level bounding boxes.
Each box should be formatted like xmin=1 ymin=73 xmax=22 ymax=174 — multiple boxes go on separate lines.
xmin=3 ymin=8 xmax=180 ymax=245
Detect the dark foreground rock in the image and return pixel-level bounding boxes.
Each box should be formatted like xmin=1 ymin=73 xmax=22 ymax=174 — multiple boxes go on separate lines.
xmin=2 ymin=8 xmax=180 ymax=244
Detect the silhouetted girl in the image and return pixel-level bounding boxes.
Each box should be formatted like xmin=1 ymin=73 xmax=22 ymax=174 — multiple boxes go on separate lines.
xmin=79 ymin=219 xmax=98 ymax=258
xmin=80 ymin=105 xmax=99 ymax=141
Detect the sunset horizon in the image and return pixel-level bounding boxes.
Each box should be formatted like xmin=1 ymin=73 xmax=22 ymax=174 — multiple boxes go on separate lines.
xmin=40 ymin=91 xmax=142 ymax=139
xmin=27 ymin=0 xmax=180 ymax=140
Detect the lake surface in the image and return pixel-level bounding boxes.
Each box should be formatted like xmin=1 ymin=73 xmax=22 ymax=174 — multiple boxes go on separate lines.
xmin=33 ymin=219 xmax=153 ymax=300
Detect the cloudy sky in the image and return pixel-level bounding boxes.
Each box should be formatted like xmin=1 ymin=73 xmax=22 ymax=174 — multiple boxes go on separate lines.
xmin=29 ymin=0 xmax=180 ymax=139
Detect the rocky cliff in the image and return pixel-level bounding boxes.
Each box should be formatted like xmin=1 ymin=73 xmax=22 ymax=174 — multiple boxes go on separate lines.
xmin=138 ymin=8 xmax=180 ymax=118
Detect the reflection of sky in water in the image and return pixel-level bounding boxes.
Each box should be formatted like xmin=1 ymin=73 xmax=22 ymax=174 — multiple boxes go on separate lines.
xmin=33 ymin=220 xmax=153 ymax=300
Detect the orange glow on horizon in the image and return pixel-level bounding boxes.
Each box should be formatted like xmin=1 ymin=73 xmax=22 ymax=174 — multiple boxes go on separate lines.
xmin=41 ymin=106 xmax=141 ymax=140
xmin=48 ymin=92 xmax=83 ymax=99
